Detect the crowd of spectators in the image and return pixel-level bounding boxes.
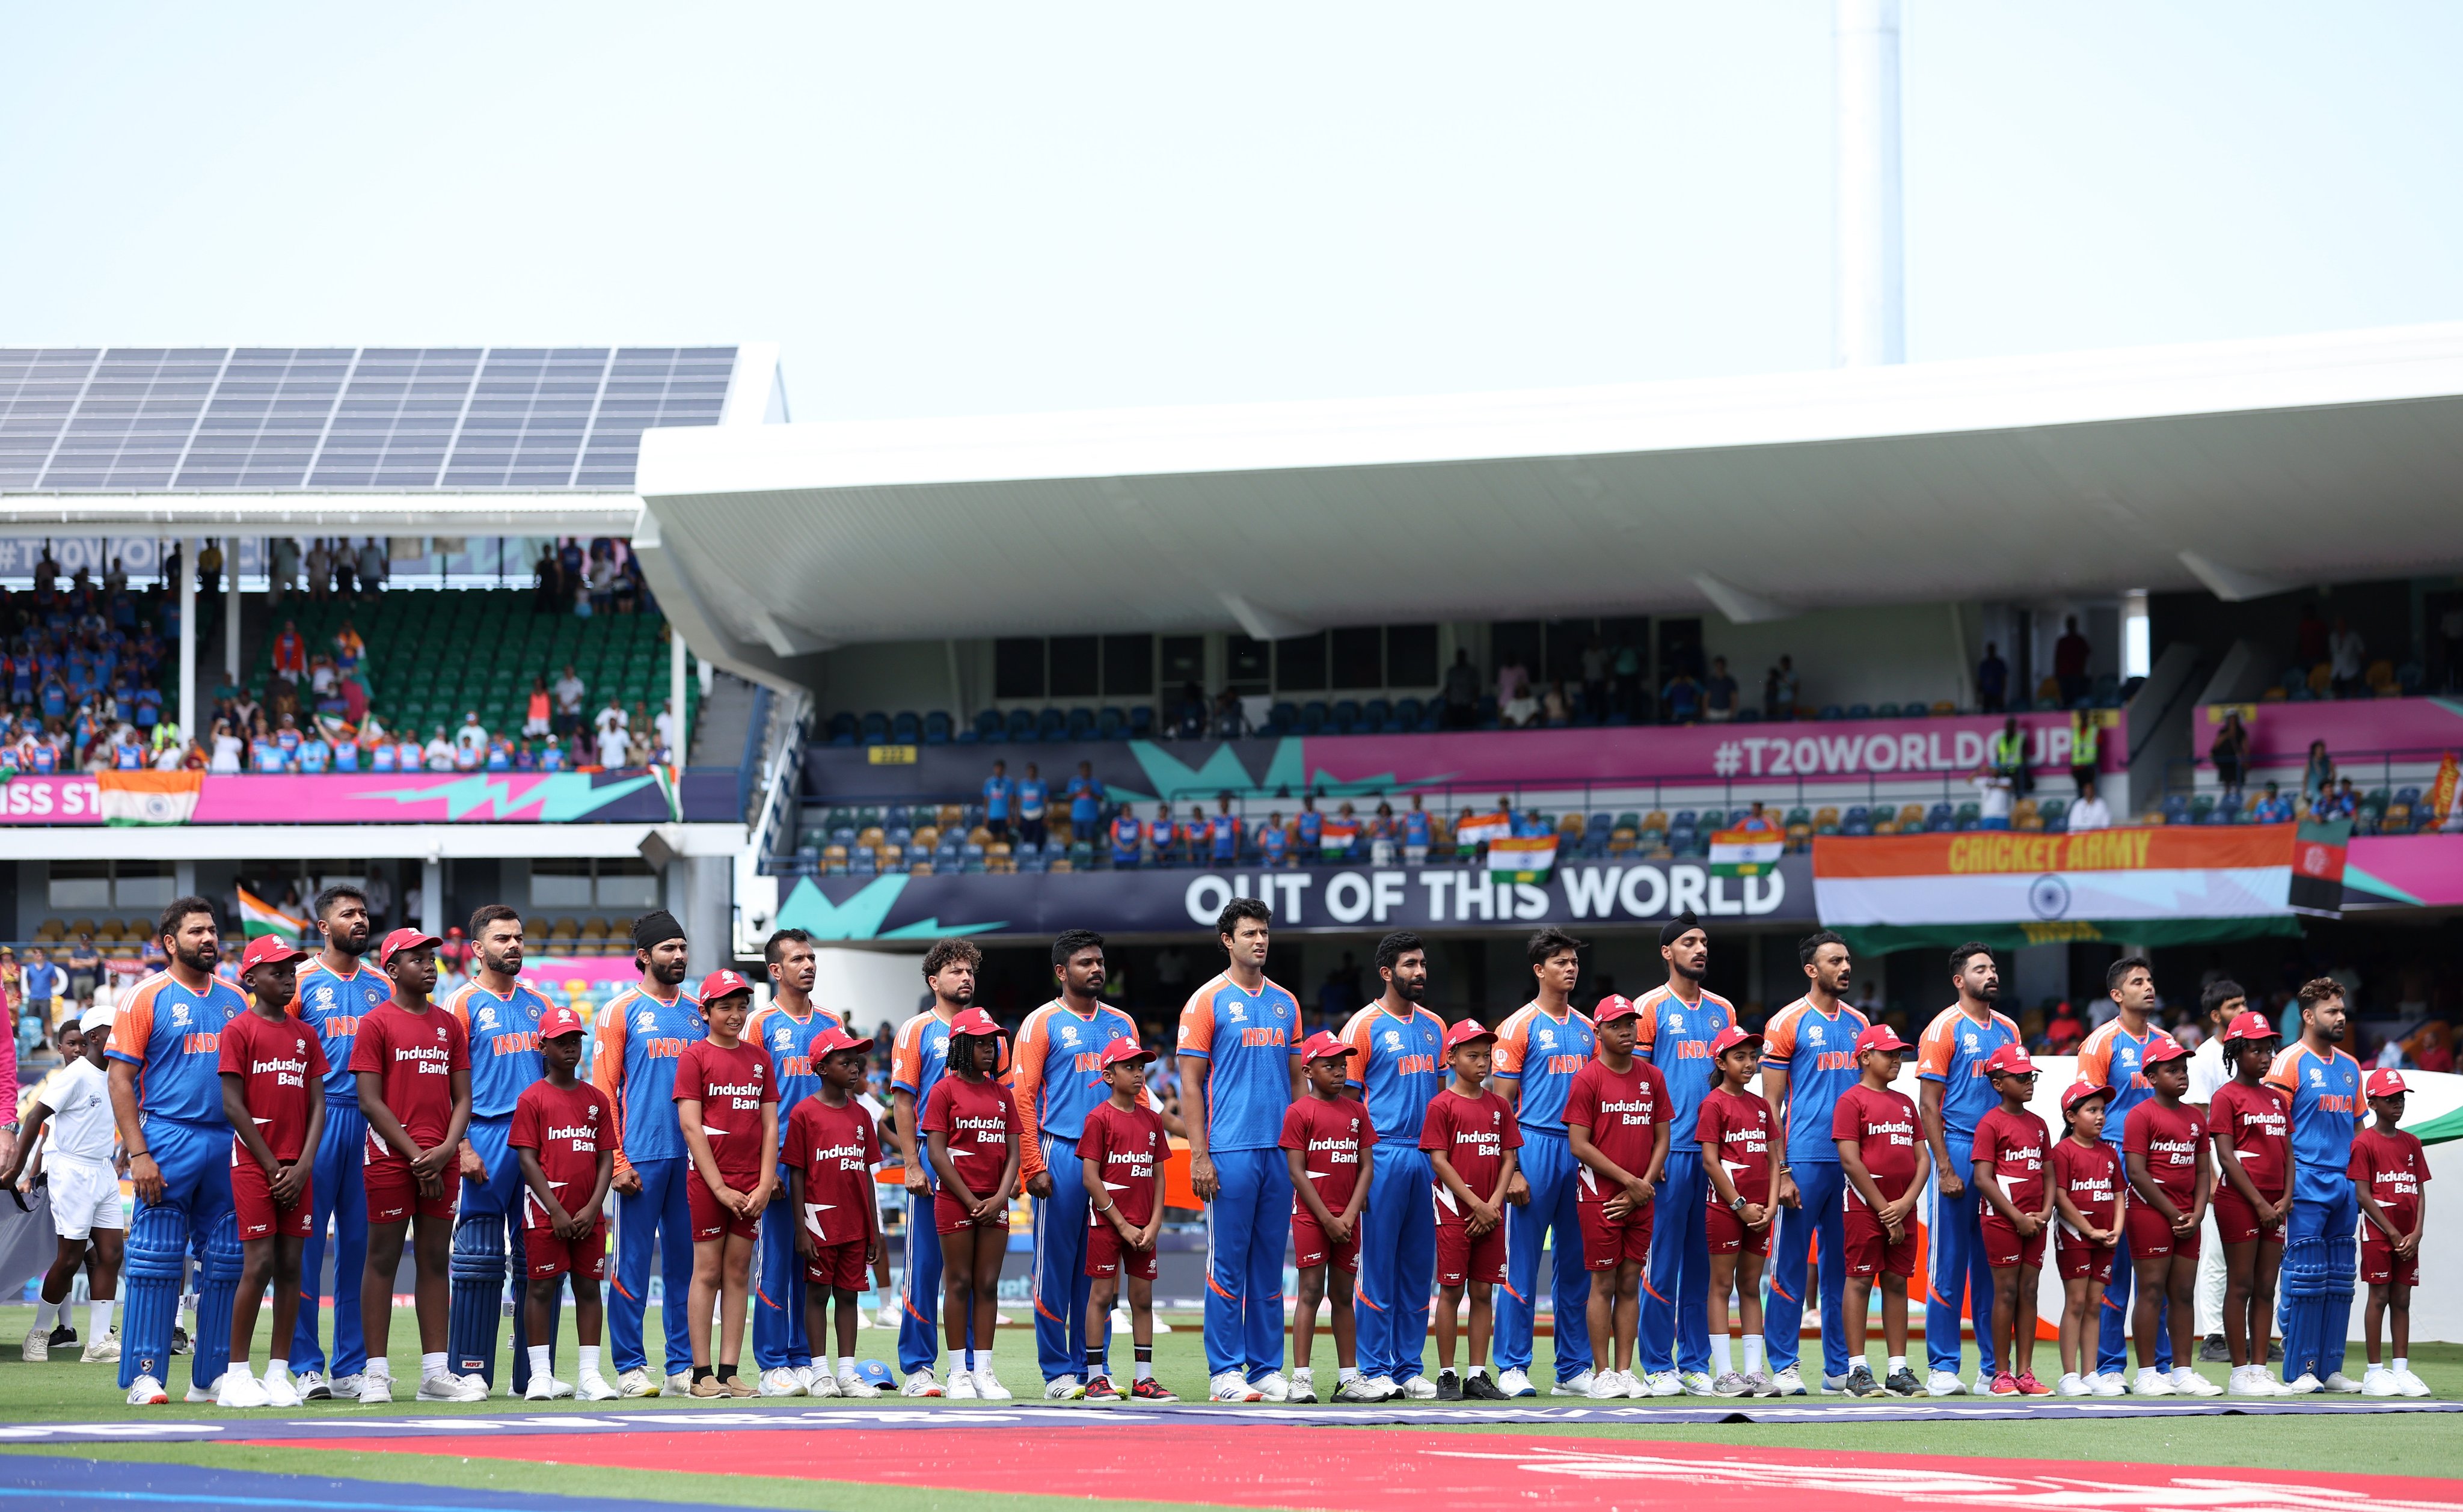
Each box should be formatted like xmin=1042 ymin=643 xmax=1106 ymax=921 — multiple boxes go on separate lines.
xmin=0 ymin=559 xmax=177 ymax=774
xmin=534 ymin=537 xmax=647 ymax=618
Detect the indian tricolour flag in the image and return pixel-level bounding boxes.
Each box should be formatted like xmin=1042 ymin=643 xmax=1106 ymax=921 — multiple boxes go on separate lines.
xmin=1454 ymin=811 xmax=1514 ymax=849
xmin=1488 ymin=834 xmax=1557 ymax=882
xmin=1708 ymin=828 xmax=1784 ymax=878
xmin=238 ymin=887 xmax=311 ymax=944
xmin=97 ymin=770 xmax=203 ymax=825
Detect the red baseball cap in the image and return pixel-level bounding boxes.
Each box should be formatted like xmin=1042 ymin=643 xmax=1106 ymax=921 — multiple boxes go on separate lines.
xmin=2366 ymin=1068 xmax=2408 ymax=1098
xmin=1444 ymin=1018 xmax=1498 ymax=1052
xmin=1592 ymin=994 xmax=1639 ymax=1024
xmin=2222 ymin=1011 xmax=2277 ymax=1045
xmin=2061 ymin=1079 xmax=2114 ymax=1113
xmin=1296 ymin=1030 xmax=1358 ymax=1062
xmin=812 ymin=1024 xmax=876 ymax=1058
xmin=948 ymin=1008 xmax=1001 ymax=1038
xmin=378 ymin=928 xmax=441 ymax=966
xmin=1853 ymin=1023 xmax=1910 ymax=1056
xmin=697 ymin=969 xmax=754 ymax=1005
xmin=1710 ymin=1023 xmax=1762 ymax=1057
xmin=540 ymin=1004 xmax=587 ymax=1039
xmin=1099 ymin=1036 xmax=1156 ymax=1068
xmin=239 ymin=935 xmax=307 ymax=972
xmin=2142 ymin=1038 xmax=2191 ymax=1067
xmin=1983 ymin=1044 xmax=2037 ymax=1077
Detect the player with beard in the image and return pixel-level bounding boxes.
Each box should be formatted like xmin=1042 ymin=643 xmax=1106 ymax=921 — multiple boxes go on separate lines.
xmin=1338 ymin=931 xmax=1447 ymax=1401
xmin=749 ymin=928 xmax=845 ymax=1396
xmin=1914 ymin=944 xmax=2023 ymax=1395
xmin=2265 ymin=978 xmax=2366 ymax=1393
xmin=287 ymin=885 xmax=391 ymax=1401
xmin=1631 ymin=911 xmax=1735 ymax=1396
xmin=592 ymin=911 xmax=707 ymax=1397
xmin=445 ymin=905 xmax=551 ymax=1395
xmin=891 ymin=938 xmax=1010 ymax=1395
xmin=2078 ymin=958 xmax=2183 ymax=1388
xmin=1758 ymin=931 xmax=1868 ymax=1394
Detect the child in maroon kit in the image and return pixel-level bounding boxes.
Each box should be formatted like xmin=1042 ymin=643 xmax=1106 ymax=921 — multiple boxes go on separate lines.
xmin=512 ymin=1003 xmax=616 ymax=1401
xmin=2349 ymin=1069 xmax=2431 ymax=1397
xmin=1696 ymin=1023 xmax=1777 ymax=1397
xmin=1078 ymin=1037 xmax=1174 ymax=1402
xmin=1280 ymin=1031 xmax=1375 ymax=1404
xmin=1565 ymin=996 xmax=1670 ymax=1400
xmin=922 ymin=1007 xmax=1020 ymax=1401
xmin=1422 ymin=1018 xmax=1525 ymax=1401
xmin=2049 ymin=1081 xmax=2124 ymax=1396
xmin=214 ymin=935 xmax=325 ymax=1407
xmin=783 ymin=1025 xmax=883 ymax=1399
xmin=1969 ymin=1044 xmax=2053 ymax=1397
xmin=2207 ymin=1011 xmax=2290 ymax=1395
xmin=1832 ymin=1023 xmax=1928 ymax=1398
xmin=2120 ymin=1039 xmax=2216 ymax=1397
xmin=675 ymin=969 xmax=779 ymax=1397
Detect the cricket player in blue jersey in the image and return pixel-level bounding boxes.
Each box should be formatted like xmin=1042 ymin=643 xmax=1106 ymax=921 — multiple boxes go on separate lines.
xmin=444 ymin=905 xmax=550 ymax=1394
xmin=106 ymin=897 xmax=249 ymax=1404
xmin=286 ymin=885 xmax=391 ymax=1401
xmin=2265 ymin=978 xmax=2366 ymax=1394
xmin=747 ymin=926 xmax=845 ymax=1395
xmin=1758 ymin=930 xmax=1868 ymax=1394
xmin=1491 ymin=927 xmax=1598 ymax=1397
xmin=1338 ymin=930 xmax=1448 ymax=1400
xmin=1633 ymin=910 xmax=1735 ymax=1395
xmin=1178 ymin=897 xmax=1304 ymax=1403
xmin=890 ymin=937 xmax=1010 ymax=1395
xmin=590 ymin=910 xmax=706 ymax=1397
xmin=1915 ymin=943 xmax=2025 ymax=1395
xmin=1014 ymin=929 xmax=1146 ymax=1395
xmin=2078 ymin=956 xmax=2182 ymax=1385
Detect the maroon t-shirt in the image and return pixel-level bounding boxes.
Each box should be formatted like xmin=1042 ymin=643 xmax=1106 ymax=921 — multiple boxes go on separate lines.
xmin=2124 ymin=1098 xmax=2206 ymax=1206
xmin=1970 ymin=1105 xmax=2050 ymax=1214
xmin=2348 ymin=1127 xmax=2430 ymax=1235
xmin=920 ymin=1073 xmax=1013 ymax=1198
xmin=2051 ymin=1137 xmax=2123 ymax=1234
xmin=781 ymin=1096 xmax=881 ymax=1247
xmin=1280 ymin=1094 xmax=1377 ymax=1216
xmin=1565 ymin=1057 xmax=1672 ymax=1202
xmin=1420 ymin=1086 xmax=1521 ymax=1224
xmin=511 ymin=1078 xmax=611 ymax=1229
xmin=1694 ymin=1085 xmax=1774 ymax=1208
xmin=673 ymin=1038 xmax=777 ymax=1183
xmin=1081 ymin=1098 xmax=1170 ymax=1229
xmin=1831 ymin=1083 xmax=1919 ymax=1207
xmin=347 ymin=1000 xmax=469 ymax=1148
xmin=2209 ymin=1080 xmax=2290 ymax=1195
xmin=218 ymin=1009 xmax=328 ymax=1162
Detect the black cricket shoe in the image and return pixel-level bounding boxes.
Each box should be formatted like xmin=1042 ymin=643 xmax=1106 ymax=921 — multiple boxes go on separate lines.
xmin=1435 ymin=1372 xmax=1464 ymax=1401
xmin=1463 ymin=1373 xmax=1508 ymax=1400
xmin=1884 ymin=1367 xmax=1921 ymax=1396
xmin=1844 ymin=1365 xmax=1886 ymax=1398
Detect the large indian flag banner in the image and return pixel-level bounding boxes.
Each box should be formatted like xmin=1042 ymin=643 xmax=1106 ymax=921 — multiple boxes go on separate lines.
xmin=1487 ymin=833 xmax=1557 ymax=883
xmin=97 ymin=770 xmax=202 ymax=825
xmin=1812 ymin=825 xmax=2318 ymax=952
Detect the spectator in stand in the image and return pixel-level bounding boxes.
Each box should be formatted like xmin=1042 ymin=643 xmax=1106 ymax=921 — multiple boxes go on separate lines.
xmin=1402 ymin=792 xmax=1434 ymax=862
xmin=1580 ymin=637 xmax=1609 ymax=718
xmin=524 ymin=678 xmax=553 ymax=739
xmin=1256 ymin=810 xmax=1290 ymax=867
xmin=65 ymin=933 xmax=100 ymax=1011
xmin=2209 ymin=712 xmax=2250 ymax=803
xmin=2313 ymin=777 xmax=2358 ymax=823
xmin=1148 ymin=802 xmax=1179 ymax=866
xmin=454 ymin=711 xmax=489 ymax=771
xmin=1660 ymin=666 xmax=1701 ymax=724
xmin=269 ymin=536 xmax=299 ymax=605
xmin=20 ymin=947 xmax=58 ymax=1032
xmin=2042 ymin=1002 xmax=2085 ymax=1054
xmin=1496 ymin=654 xmax=1530 ymax=718
xmin=197 ymin=538 xmax=223 ymax=595
xmin=533 ymin=543 xmax=565 ymax=614
xmin=332 ymin=619 xmax=365 ymax=675
xmin=1541 ymin=682 xmax=1570 ymax=726
xmin=1443 ymin=649 xmax=1480 ymax=730
xmin=540 ymin=735 xmax=567 ymax=771
xmin=331 ymin=535 xmax=356 ymax=595
xmin=271 ymin=620 xmax=307 ymax=681
xmin=208 ymin=718 xmax=243 ymax=774
xmin=587 ymin=547 xmax=619 ymax=614
xmin=981 ymin=758 xmax=1016 ymax=842
xmin=1016 ymin=762 xmax=1048 ymax=848
xmin=1066 ymin=761 xmax=1105 ymax=840
xmin=273 ymin=712 xmax=305 ymax=766
xmin=2066 ymin=777 xmax=2112 ymax=833
xmin=304 ymin=539 xmax=329 ymax=602
xmin=2301 ymin=741 xmax=2334 ymax=808
xmin=1733 ymin=800 xmax=1778 ymax=837
xmin=624 ymin=709 xmax=654 ymax=767
xmin=392 ymin=728 xmax=423 ymax=773
xmin=425 ymin=724 xmax=457 ymax=772
xmin=298 ymin=724 xmax=332 ymax=773
xmin=2294 ymin=602 xmax=2328 ymax=670
xmin=2053 ymin=616 xmax=2091 ymax=706
xmin=1108 ymin=806 xmax=1144 ymax=869
xmin=1975 ymin=762 xmax=2015 ymax=831
xmin=1764 ymin=655 xmax=1799 ymax=720
xmin=2070 ymin=709 xmax=2102 ymax=797
xmin=1702 ymin=657 xmax=1739 ymax=723
xmin=1977 ymin=643 xmax=2008 ymax=714
xmin=2328 ymin=617 xmax=2366 ymax=697
xmin=653 ymin=697 xmax=678 ymax=759
xmin=2411 ymin=1023 xmax=2453 ymax=1076
xmin=356 ymin=539 xmax=385 ymax=596
xmin=2251 ymin=782 xmax=2293 ymax=824
xmin=553 ymin=664 xmax=587 ymax=739
xmin=592 ymin=694 xmax=628 ymax=768
xmin=1210 ymin=793 xmax=1242 ymax=865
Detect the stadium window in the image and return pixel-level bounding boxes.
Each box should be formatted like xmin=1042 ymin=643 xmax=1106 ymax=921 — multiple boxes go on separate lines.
xmin=1491 ymin=620 xmax=1544 ymax=681
xmin=1274 ymin=631 xmax=1327 ymax=692
xmin=1049 ymin=635 xmax=1099 ymax=699
xmin=1225 ymin=635 xmax=1270 ymax=694
xmin=1386 ymin=623 xmax=1439 ymax=687
xmin=112 ymin=862 xmax=171 ymax=910
xmin=1657 ymin=617 xmax=1705 ymax=681
xmin=531 ymin=859 xmax=594 ymax=910
xmin=1331 ymin=626 xmax=1382 ymax=690
xmin=994 ymin=637 xmax=1046 ymax=700
xmin=594 ymin=859 xmax=661 ymax=911
xmin=1161 ymin=635 xmax=1206 ymax=688
xmin=1544 ymin=619 xmax=1595 ymax=686
xmin=1102 ymin=634 xmax=1153 ymax=697
xmin=47 ymin=860 xmax=111 ymax=911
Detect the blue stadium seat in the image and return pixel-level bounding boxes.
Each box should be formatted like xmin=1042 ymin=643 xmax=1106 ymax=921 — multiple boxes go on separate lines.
xmin=891 ymin=711 xmax=921 ymax=744
xmin=924 ymin=711 xmax=952 ymax=745
xmin=1037 ymin=707 xmax=1068 ymax=741
xmin=1362 ymin=699 xmax=1390 ymax=732
xmin=1846 ymin=703 xmax=1871 ymax=720
xmin=826 ymin=712 xmax=857 ymax=746
xmin=1300 ymin=701 xmax=1330 ymax=735
xmin=1129 ymin=706 xmax=1154 ymax=738
xmin=860 ymin=711 xmax=890 ymax=745
xmin=962 ymin=841 xmax=987 ymax=874
xmin=1005 ymin=708 xmax=1036 ymax=742
xmin=1392 ymin=697 xmax=1421 ymax=732
xmin=1734 ymin=706 xmax=1761 ymax=723
xmin=1875 ymin=703 xmax=1901 ymax=718
xmin=1067 ymin=707 xmax=1096 ymax=740
xmin=2038 ymin=798 xmax=2068 ymax=831
xmin=1098 ymin=707 xmax=1127 ymax=741
xmin=848 ymin=849 xmax=877 ymax=877
xmin=1820 ymin=705 xmax=1845 ymax=720
xmin=1333 ymin=700 xmax=1362 ymax=734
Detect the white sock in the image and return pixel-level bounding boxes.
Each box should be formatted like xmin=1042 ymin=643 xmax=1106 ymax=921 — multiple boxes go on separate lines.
xmin=1888 ymin=1355 xmax=1906 ymax=1373
xmin=422 ymin=1351 xmax=447 ymax=1377
xmin=819 ymin=1353 xmax=837 ymax=1377
xmin=1710 ymin=1335 xmax=1732 ymax=1374
xmin=579 ymin=1345 xmax=601 ymax=1377
xmin=1135 ymin=1359 xmax=1153 ymax=1382
xmin=960 ymin=1348 xmax=975 ymax=1372
xmin=89 ymin=1299 xmax=114 ymax=1338
xmin=265 ymin=1358 xmax=289 ymax=1383
xmin=227 ymin=1360 xmax=255 ymax=1380
xmin=2393 ymin=1356 xmax=2409 ymax=1373
xmin=1339 ymin=1366 xmax=1358 ymax=1382
xmin=31 ymin=1297 xmax=57 ymax=1329
xmin=529 ymin=1345 xmax=551 ymax=1378
xmin=1743 ymin=1337 xmax=1765 ymax=1374
xmin=1469 ymin=1365 xmax=1488 ymax=1379
xmin=366 ymin=1357 xmax=392 ymax=1379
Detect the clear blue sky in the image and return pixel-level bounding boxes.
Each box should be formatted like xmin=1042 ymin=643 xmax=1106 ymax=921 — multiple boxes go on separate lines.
xmin=4 ymin=3 xmax=2457 ymax=421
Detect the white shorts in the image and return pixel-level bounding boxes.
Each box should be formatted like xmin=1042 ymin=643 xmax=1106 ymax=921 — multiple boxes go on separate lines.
xmin=47 ymin=1155 xmax=126 ymax=1240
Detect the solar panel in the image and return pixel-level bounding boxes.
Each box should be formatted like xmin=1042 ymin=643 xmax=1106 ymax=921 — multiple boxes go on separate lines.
xmin=0 ymin=345 xmax=739 ymax=491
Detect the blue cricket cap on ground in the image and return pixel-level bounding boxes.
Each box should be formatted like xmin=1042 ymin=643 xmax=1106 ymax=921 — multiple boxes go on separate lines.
xmin=854 ymin=1359 xmax=895 ymax=1388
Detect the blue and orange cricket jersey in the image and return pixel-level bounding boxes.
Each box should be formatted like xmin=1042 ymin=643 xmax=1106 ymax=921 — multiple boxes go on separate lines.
xmin=1011 ymin=997 xmax=1144 ymax=1175
xmin=1915 ymin=1002 xmax=2024 ymax=1139
xmin=1176 ymin=973 xmax=1301 ymax=1151
xmin=2265 ymin=1041 xmax=2364 ymax=1204
xmin=1491 ymin=1001 xmax=1597 ymax=1136
xmin=590 ymin=982 xmax=706 ymax=1177
xmin=2076 ymin=1018 xmax=2177 ymax=1148
xmin=108 ymin=970 xmax=248 ymax=1124
xmin=749 ymin=999 xmax=847 ymax=1145
xmin=289 ymin=956 xmax=394 ymax=1103
xmin=1340 ymin=1000 xmax=1446 ymax=1142
xmin=1631 ymin=984 xmax=1734 ymax=1152
xmin=445 ymin=978 xmax=551 ymax=1119
xmin=1759 ymin=994 xmax=1869 ymax=1167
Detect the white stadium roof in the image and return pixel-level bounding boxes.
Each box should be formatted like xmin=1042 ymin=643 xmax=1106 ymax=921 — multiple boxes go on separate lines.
xmin=632 ymin=322 xmax=2463 ymax=687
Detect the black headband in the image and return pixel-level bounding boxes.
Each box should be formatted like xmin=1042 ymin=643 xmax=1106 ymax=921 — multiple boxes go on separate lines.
xmin=632 ymin=910 xmax=686 ymax=951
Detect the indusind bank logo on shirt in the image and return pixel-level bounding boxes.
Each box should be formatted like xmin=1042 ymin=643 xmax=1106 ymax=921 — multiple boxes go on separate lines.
xmin=545 ymin=1124 xmax=599 ymax=1149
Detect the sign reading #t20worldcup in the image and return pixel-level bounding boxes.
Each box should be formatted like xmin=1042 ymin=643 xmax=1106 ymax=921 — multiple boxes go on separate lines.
xmin=0 ymin=771 xmax=675 ymax=825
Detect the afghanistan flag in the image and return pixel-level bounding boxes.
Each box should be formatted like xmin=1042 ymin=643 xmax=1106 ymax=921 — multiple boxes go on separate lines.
xmin=1488 ymin=834 xmax=1557 ymax=883
xmin=2287 ymin=818 xmax=2349 ymax=917
xmin=238 ymin=887 xmax=310 ymax=943
xmin=1708 ymin=828 xmax=1785 ymax=878
xmin=97 ymin=770 xmax=202 ymax=825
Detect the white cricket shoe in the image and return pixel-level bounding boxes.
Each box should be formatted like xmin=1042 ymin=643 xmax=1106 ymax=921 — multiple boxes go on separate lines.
xmin=263 ymin=1373 xmax=304 ymax=1409
xmin=1678 ymin=1370 xmax=1717 ymax=1396
xmin=2090 ymin=1371 xmax=2128 ymax=1397
xmin=1770 ymin=1365 xmax=1807 ymax=1397
xmin=1550 ymin=1370 xmax=1592 ymax=1397
xmin=293 ymin=1368 xmax=328 ymax=1400
xmin=945 ymin=1369 xmax=980 ymax=1400
xmin=1397 ymin=1374 xmax=1435 ymax=1400
xmin=329 ymin=1373 xmax=366 ymax=1398
xmin=2361 ymin=1366 xmax=2400 ymax=1397
xmin=2132 ymin=1368 xmax=2174 ymax=1396
xmin=1334 ymin=1374 xmax=1387 ymax=1402
xmin=21 ymin=1326 xmax=48 ymax=1363
xmin=419 ymin=1369 xmax=486 ymax=1402
xmin=2323 ymin=1371 xmax=2364 ymax=1394
xmin=184 ymin=1383 xmax=216 ymax=1404
xmin=2227 ymin=1366 xmax=2277 ymax=1396
xmin=1586 ymin=1371 xmax=1628 ymax=1400
xmin=2170 ymin=1367 xmax=2221 ymax=1397
xmin=972 ymin=1365 xmax=1013 ymax=1401
xmin=2397 ymin=1367 xmax=2432 ymax=1398
xmin=1044 ymin=1374 xmax=1082 ymax=1400
xmin=900 ymin=1367 xmax=943 ymax=1398
xmin=216 ymin=1371 xmax=270 ymax=1409
xmin=2056 ymin=1372 xmax=2091 ymax=1397
xmin=577 ymin=1370 xmax=620 ymax=1401
xmin=82 ymin=1335 xmax=121 ymax=1365
xmin=614 ymin=1367 xmax=658 ymax=1398
xmin=357 ymin=1372 xmax=394 ymax=1404
xmin=874 ymin=1302 xmax=902 ymax=1330
xmin=757 ymin=1368 xmax=805 ymax=1397
xmin=664 ymin=1371 xmax=695 ymax=1397
xmin=1625 ymin=1370 xmax=1656 ymax=1398
xmin=524 ymin=1373 xmax=572 ymax=1401
xmin=1285 ymin=1367 xmax=1317 ymax=1404
xmin=808 ymin=1369 xmax=843 ymax=1398
xmin=1209 ymin=1370 xmax=1264 ymax=1402
xmin=1491 ymin=1367 xmax=1533 ymax=1398
xmin=2281 ymin=1372 xmax=2321 ymax=1394
xmin=1926 ymin=1370 xmax=1967 ymax=1397
xmin=1253 ymin=1371 xmax=1290 ymax=1402
xmin=1645 ymin=1370 xmax=1684 ymax=1396
xmin=838 ymin=1368 xmax=882 ymax=1399
xmin=126 ymin=1374 xmax=169 ymax=1406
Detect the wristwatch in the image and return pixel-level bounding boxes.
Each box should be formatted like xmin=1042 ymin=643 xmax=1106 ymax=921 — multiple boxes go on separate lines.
xmin=1728 ymin=1193 xmax=1747 ymax=1212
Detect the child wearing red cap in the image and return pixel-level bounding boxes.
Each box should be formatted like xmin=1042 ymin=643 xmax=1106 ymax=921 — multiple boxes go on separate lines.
xmin=2049 ymin=1080 xmax=2124 ymax=1395
xmin=1422 ymin=1019 xmax=1524 ymax=1399
xmin=1565 ymin=995 xmax=1670 ymax=1399
xmin=1280 ymin=1030 xmax=1375 ymax=1403
xmin=512 ymin=1003 xmax=616 ymax=1400
xmin=212 ymin=936 xmax=326 ymax=1407
xmin=1078 ymin=1038 xmax=1174 ymax=1401
xmin=2207 ymin=1011 xmax=2289 ymax=1395
xmin=1832 ymin=1023 xmax=1927 ymax=1396
xmin=783 ymin=1024 xmax=885 ymax=1398
xmin=922 ymin=1007 xmax=1021 ymax=1400
xmin=2349 ymin=1070 xmax=2431 ymax=1397
xmin=1696 ymin=1024 xmax=1777 ymax=1396
xmin=1969 ymin=1045 xmax=2053 ymax=1395
xmin=2120 ymin=1039 xmax=2217 ymax=1395
xmin=349 ymin=928 xmax=476 ymax=1403
xmin=675 ymin=969 xmax=779 ymax=1396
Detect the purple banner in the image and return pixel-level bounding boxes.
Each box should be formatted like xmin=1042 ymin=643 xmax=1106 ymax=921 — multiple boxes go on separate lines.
xmin=0 ymin=771 xmax=675 ymax=826
xmin=2201 ymin=697 xmax=2463 ymax=760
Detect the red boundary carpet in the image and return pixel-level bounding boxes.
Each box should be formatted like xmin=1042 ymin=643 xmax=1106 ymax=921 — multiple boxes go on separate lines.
xmin=280 ymin=1428 xmax=2463 ymax=1512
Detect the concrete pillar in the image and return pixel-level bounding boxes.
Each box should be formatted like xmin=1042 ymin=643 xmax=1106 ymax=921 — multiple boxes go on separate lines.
xmin=1834 ymin=0 xmax=1905 ymax=367
xmin=174 ymin=860 xmax=197 ymax=902
xmin=671 ymin=631 xmax=689 ymax=765
xmin=689 ymin=854 xmax=731 ymax=970
xmin=421 ymin=857 xmax=443 ymax=938
xmin=225 ymin=538 xmax=241 ymax=687
xmin=177 ymin=537 xmax=197 ymax=745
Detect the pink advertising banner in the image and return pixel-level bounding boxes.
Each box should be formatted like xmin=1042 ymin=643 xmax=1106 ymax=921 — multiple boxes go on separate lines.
xmin=0 ymin=771 xmax=672 ymax=826
xmin=2200 ymin=697 xmax=2463 ymax=760
xmin=2345 ymin=833 xmax=2463 ymax=909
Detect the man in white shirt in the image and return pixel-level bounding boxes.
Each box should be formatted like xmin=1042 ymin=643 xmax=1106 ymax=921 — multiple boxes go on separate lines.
xmin=551 ymin=666 xmax=586 ymax=739
xmin=2328 ymin=617 xmax=2366 ymax=696
xmin=453 ymin=711 xmax=489 ymax=770
xmin=3 ymin=1005 xmax=124 ymax=1363
xmin=355 ymin=539 xmax=386 ymax=595
xmin=594 ymin=697 xmax=630 ymax=768
xmin=1974 ymin=768 xmax=2014 ymax=830
xmin=2066 ymin=779 xmax=2112 ymax=832
xmin=2183 ymin=978 xmax=2246 ymax=1364
xmin=653 ymin=700 xmax=679 ymax=760
xmin=424 ymin=726 xmax=457 ymax=772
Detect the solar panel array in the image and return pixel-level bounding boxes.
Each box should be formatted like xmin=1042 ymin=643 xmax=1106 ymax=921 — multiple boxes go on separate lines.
xmin=0 ymin=347 xmax=738 ymax=492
